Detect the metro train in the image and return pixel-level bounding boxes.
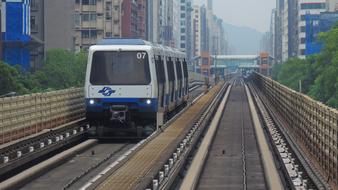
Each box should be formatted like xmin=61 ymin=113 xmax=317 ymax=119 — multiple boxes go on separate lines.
xmin=85 ymin=39 xmax=189 ymax=138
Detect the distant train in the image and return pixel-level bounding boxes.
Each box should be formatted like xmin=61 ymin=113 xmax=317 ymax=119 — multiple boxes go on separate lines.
xmin=85 ymin=39 xmax=189 ymax=138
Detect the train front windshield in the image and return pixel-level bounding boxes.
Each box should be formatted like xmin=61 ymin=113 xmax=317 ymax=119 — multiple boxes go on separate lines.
xmin=90 ymin=51 xmax=151 ymax=85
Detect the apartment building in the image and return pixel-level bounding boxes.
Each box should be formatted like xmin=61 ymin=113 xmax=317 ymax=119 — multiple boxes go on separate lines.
xmin=192 ymin=5 xmax=201 ymax=56
xmin=281 ymin=0 xmax=299 ymax=61
xmin=136 ymin=0 xmax=147 ymax=39
xmin=0 ymin=3 xmax=2 ymax=62
xmin=327 ymin=0 xmax=338 ymax=11
xmin=298 ymin=0 xmax=326 ymax=58
xmin=74 ymin=0 xmax=121 ymax=51
xmin=147 ymin=0 xmax=161 ymax=43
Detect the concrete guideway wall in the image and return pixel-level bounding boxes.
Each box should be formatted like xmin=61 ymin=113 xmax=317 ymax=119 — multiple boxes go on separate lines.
xmin=0 ymin=88 xmax=85 ymax=145
xmin=253 ymin=72 xmax=338 ymax=185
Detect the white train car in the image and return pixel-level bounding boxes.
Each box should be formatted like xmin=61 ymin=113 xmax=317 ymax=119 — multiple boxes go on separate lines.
xmin=85 ymin=39 xmax=189 ymax=138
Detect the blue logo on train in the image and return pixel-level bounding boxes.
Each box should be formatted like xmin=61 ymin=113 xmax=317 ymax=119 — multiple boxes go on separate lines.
xmin=98 ymin=87 xmax=116 ymax=96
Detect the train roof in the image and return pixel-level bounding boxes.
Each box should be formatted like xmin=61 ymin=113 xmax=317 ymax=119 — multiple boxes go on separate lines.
xmin=97 ymin=39 xmax=152 ymax=46
xmin=95 ymin=39 xmax=185 ymax=57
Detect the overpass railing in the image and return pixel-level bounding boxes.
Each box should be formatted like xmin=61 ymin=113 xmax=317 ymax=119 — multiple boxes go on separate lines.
xmin=252 ymin=72 xmax=338 ymax=184
xmin=0 ymin=88 xmax=85 ymax=145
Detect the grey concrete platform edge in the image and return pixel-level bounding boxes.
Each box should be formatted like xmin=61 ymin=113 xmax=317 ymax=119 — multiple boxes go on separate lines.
xmin=245 ymin=85 xmax=283 ymax=190
xmin=0 ymin=139 xmax=97 ymax=190
xmin=179 ymin=84 xmax=232 ymax=190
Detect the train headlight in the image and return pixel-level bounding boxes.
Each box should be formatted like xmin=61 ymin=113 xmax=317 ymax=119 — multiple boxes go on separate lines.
xmin=89 ymin=99 xmax=95 ymax=105
xmin=146 ymin=99 xmax=152 ymax=105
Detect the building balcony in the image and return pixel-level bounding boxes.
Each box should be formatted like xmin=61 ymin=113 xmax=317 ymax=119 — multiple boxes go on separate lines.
xmin=81 ymin=21 xmax=99 ymax=29
xmin=82 ymin=5 xmax=99 ymax=12
xmin=80 ymin=38 xmax=99 ymax=45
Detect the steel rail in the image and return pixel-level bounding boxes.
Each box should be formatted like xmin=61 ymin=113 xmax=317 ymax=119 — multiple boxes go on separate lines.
xmin=249 ymin=82 xmax=331 ymax=190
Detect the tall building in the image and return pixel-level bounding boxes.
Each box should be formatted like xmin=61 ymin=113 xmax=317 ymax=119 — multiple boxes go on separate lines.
xmin=172 ymin=0 xmax=181 ymax=48
xmin=121 ymin=0 xmax=147 ymax=38
xmin=192 ymin=5 xmax=201 ymax=56
xmin=147 ymin=0 xmax=161 ymax=43
xmin=207 ymin=0 xmax=213 ymax=11
xmin=30 ymin=0 xmax=45 ymax=69
xmin=121 ymin=0 xmax=137 ymax=38
xmin=74 ymin=0 xmax=122 ymax=51
xmin=282 ymin=0 xmax=289 ymax=61
xmin=29 ymin=0 xmax=148 ymax=68
xmin=288 ymin=0 xmax=299 ymax=58
xmin=29 ymin=0 xmax=76 ymax=69
xmin=180 ymin=0 xmax=188 ymax=50
xmin=270 ymin=9 xmax=276 ymax=58
xmin=327 ymin=0 xmax=338 ymax=11
xmin=200 ymin=5 xmax=208 ymax=52
xmin=185 ymin=0 xmax=194 ymax=61
xmin=305 ymin=12 xmax=338 ymax=55
xmin=135 ymin=0 xmax=147 ymax=39
xmin=298 ymin=0 xmax=326 ymax=58
xmin=274 ymin=0 xmax=284 ymax=63
xmin=1 ymin=0 xmax=33 ymax=69
xmin=281 ymin=0 xmax=298 ymax=61
xmin=0 ymin=3 xmax=2 ymax=62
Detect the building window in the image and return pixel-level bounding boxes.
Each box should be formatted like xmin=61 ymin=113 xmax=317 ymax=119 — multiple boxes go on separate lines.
xmin=300 ymin=49 xmax=305 ymax=55
xmin=31 ymin=16 xmax=37 ymax=31
xmin=301 ymin=26 xmax=306 ymax=32
xmin=82 ymin=0 xmax=96 ymax=5
xmin=106 ymin=32 xmax=112 ymax=38
xmin=301 ymin=38 xmax=306 ymax=44
xmin=301 ymin=3 xmax=325 ymax=10
xmin=82 ymin=30 xmax=97 ymax=38
xmin=82 ymin=13 xmax=97 ymax=21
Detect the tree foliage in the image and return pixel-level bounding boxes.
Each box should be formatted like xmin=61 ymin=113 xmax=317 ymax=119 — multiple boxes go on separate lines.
xmin=273 ymin=24 xmax=338 ymax=108
xmin=0 ymin=49 xmax=87 ymax=96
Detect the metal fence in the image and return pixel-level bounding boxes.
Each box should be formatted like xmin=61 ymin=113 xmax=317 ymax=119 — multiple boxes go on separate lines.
xmin=253 ymin=73 xmax=338 ymax=184
xmin=0 ymin=88 xmax=85 ymax=145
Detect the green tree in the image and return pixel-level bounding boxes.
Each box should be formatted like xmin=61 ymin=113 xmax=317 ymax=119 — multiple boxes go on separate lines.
xmin=274 ymin=23 xmax=338 ymax=108
xmin=0 ymin=62 xmax=28 ymax=95
xmin=0 ymin=49 xmax=87 ymax=95
xmin=307 ymin=24 xmax=338 ymax=107
xmin=33 ymin=49 xmax=87 ymax=90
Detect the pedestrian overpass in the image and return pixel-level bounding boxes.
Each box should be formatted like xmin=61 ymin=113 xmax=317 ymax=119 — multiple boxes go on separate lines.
xmin=211 ymin=55 xmax=259 ymax=74
xmin=190 ymin=54 xmax=261 ymax=77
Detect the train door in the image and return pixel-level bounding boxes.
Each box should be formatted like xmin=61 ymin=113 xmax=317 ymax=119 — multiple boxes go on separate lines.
xmin=179 ymin=58 xmax=185 ymax=97
xmin=175 ymin=58 xmax=183 ymax=100
xmin=172 ymin=57 xmax=179 ymax=103
xmin=182 ymin=59 xmax=189 ymax=96
xmin=155 ymin=55 xmax=166 ymax=109
xmin=162 ymin=54 xmax=170 ymax=108
xmin=166 ymin=56 xmax=175 ymax=111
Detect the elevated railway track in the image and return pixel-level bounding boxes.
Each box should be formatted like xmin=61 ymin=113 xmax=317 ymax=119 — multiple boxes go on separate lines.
xmin=0 ymin=73 xmax=337 ymax=190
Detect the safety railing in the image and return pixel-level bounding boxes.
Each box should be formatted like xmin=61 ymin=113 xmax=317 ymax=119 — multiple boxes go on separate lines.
xmin=0 ymin=88 xmax=85 ymax=145
xmin=252 ymin=72 xmax=338 ymax=185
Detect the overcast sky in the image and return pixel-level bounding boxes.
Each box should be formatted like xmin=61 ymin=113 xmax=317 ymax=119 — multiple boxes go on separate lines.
xmin=195 ymin=0 xmax=276 ymax=33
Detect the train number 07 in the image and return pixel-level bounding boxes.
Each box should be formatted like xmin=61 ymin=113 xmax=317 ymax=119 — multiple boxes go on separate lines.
xmin=137 ymin=52 xmax=147 ymax=59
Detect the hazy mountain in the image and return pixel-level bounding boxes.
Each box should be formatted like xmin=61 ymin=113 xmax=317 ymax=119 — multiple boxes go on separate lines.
xmin=223 ymin=22 xmax=263 ymax=55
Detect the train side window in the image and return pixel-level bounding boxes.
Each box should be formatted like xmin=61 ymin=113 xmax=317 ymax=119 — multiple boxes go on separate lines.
xmin=175 ymin=59 xmax=182 ymax=80
xmin=154 ymin=56 xmax=160 ymax=83
xmin=156 ymin=56 xmax=165 ymax=84
xmin=183 ymin=59 xmax=188 ymax=78
xmin=167 ymin=58 xmax=175 ymax=82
